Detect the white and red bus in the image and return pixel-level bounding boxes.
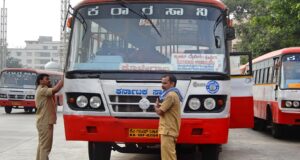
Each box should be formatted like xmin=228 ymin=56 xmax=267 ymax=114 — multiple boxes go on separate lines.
xmin=244 ymin=47 xmax=300 ymax=138
xmin=63 ymin=0 xmax=253 ymax=159
xmin=0 ymin=68 xmax=63 ymax=114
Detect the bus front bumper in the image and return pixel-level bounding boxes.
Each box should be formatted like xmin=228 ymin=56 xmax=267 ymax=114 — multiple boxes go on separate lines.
xmin=0 ymin=100 xmax=35 ymax=107
xmin=63 ymin=115 xmax=229 ymax=144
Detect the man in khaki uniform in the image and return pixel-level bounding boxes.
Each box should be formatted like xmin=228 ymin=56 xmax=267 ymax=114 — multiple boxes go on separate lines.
xmin=155 ymin=74 xmax=183 ymax=160
xmin=35 ymin=74 xmax=63 ymax=160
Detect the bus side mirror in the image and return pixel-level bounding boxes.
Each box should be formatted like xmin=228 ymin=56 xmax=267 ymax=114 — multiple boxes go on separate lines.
xmin=226 ymin=27 xmax=235 ymax=41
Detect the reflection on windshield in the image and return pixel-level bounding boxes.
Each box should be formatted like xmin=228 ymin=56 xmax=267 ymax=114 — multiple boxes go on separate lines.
xmin=0 ymin=71 xmax=37 ymax=89
xmin=68 ymin=4 xmax=226 ymax=72
xmin=281 ymin=55 xmax=300 ymax=88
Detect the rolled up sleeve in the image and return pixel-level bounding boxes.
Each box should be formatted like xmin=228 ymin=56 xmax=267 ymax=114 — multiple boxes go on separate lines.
xmin=160 ymin=94 xmax=174 ymax=112
xmin=40 ymin=87 xmax=53 ymax=97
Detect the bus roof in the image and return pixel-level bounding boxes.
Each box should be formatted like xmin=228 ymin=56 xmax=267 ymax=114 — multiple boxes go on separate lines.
xmin=1 ymin=68 xmax=62 ymax=76
xmin=252 ymin=47 xmax=300 ymax=64
xmin=75 ymin=0 xmax=227 ymax=10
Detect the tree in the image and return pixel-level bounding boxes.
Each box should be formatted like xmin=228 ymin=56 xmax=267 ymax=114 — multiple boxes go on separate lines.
xmin=6 ymin=57 xmax=23 ymax=68
xmin=224 ymin=0 xmax=300 ymax=58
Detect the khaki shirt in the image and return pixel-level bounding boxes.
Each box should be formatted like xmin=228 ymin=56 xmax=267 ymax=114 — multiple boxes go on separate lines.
xmin=35 ymin=85 xmax=56 ymax=125
xmin=158 ymin=91 xmax=181 ymax=137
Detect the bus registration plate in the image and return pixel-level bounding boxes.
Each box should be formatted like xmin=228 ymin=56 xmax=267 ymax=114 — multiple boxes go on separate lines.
xmin=129 ymin=128 xmax=158 ymax=138
xmin=11 ymin=101 xmax=21 ymax=106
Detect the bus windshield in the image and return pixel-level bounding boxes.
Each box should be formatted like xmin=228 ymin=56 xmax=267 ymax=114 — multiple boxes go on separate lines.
xmin=0 ymin=71 xmax=37 ymax=89
xmin=67 ymin=3 xmax=226 ymax=73
xmin=281 ymin=54 xmax=300 ymax=89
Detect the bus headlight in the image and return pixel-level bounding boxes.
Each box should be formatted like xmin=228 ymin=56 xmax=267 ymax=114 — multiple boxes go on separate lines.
xmin=0 ymin=94 xmax=7 ymax=98
xmin=76 ymin=95 xmax=88 ymax=108
xmin=90 ymin=96 xmax=101 ymax=109
xmin=188 ymin=98 xmax=201 ymax=110
xmin=204 ymin=98 xmax=216 ymax=110
xmin=285 ymin=101 xmax=292 ymax=108
xmin=293 ymin=101 xmax=300 ymax=108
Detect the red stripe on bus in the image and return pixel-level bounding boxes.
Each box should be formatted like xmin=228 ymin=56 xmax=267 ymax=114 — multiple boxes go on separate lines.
xmin=63 ymin=115 xmax=229 ymax=144
xmin=254 ymin=100 xmax=300 ymax=125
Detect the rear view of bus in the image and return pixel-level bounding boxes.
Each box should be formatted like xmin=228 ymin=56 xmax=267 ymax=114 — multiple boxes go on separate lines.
xmin=252 ymin=47 xmax=300 ymax=138
xmin=0 ymin=68 xmax=37 ymax=113
xmin=63 ymin=0 xmax=252 ymax=160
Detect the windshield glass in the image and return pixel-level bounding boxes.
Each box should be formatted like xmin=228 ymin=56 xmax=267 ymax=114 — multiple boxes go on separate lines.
xmin=67 ymin=4 xmax=226 ymax=73
xmin=280 ymin=54 xmax=300 ymax=89
xmin=0 ymin=71 xmax=37 ymax=89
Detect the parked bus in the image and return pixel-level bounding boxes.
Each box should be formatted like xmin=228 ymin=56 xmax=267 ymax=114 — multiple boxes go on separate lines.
xmin=0 ymin=68 xmax=63 ymax=114
xmin=243 ymin=47 xmax=300 ymax=138
xmin=63 ymin=0 xmax=253 ymax=159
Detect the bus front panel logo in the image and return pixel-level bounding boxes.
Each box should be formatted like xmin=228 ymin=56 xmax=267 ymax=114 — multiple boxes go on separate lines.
xmin=139 ymin=98 xmax=150 ymax=110
xmin=206 ymin=80 xmax=219 ymax=94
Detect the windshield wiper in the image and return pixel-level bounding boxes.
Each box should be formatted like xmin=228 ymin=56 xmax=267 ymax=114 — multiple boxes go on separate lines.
xmin=115 ymin=0 xmax=162 ymax=37
xmin=64 ymin=5 xmax=88 ymax=40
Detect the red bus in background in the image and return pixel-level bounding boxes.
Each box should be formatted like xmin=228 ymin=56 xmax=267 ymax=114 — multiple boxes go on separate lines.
xmin=0 ymin=68 xmax=63 ymax=114
xmin=63 ymin=1 xmax=253 ymax=160
xmin=244 ymin=47 xmax=300 ymax=138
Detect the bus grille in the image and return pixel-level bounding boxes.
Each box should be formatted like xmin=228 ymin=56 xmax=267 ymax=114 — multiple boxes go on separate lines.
xmin=8 ymin=94 xmax=25 ymax=100
xmin=109 ymin=95 xmax=158 ymax=112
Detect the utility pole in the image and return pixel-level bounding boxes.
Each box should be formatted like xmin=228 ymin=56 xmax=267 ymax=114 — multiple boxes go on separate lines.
xmin=60 ymin=0 xmax=70 ymax=71
xmin=0 ymin=0 xmax=7 ymax=70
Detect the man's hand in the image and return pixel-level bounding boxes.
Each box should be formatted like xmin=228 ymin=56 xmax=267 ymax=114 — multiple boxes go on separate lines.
xmin=155 ymin=98 xmax=163 ymax=116
xmin=155 ymin=98 xmax=160 ymax=108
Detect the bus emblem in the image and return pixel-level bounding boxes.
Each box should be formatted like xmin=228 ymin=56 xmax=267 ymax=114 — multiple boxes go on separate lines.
xmin=206 ymin=80 xmax=219 ymax=94
xmin=139 ymin=98 xmax=150 ymax=110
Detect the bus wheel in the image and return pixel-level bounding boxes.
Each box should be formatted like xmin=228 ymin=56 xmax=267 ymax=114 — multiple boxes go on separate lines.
xmin=271 ymin=123 xmax=285 ymax=139
xmin=28 ymin=108 xmax=33 ymax=113
xmin=88 ymin=142 xmax=111 ymax=160
xmin=253 ymin=117 xmax=266 ymax=131
xmin=24 ymin=108 xmax=29 ymax=112
xmin=201 ymin=144 xmax=220 ymax=160
xmin=5 ymin=106 xmax=12 ymax=114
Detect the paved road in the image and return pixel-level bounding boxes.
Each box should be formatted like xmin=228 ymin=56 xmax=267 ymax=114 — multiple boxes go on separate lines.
xmin=0 ymin=107 xmax=300 ymax=160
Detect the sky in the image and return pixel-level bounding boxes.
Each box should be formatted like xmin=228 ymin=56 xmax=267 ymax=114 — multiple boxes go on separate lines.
xmin=3 ymin=0 xmax=81 ymax=48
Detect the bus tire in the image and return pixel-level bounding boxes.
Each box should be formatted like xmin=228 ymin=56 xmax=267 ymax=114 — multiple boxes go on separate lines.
xmin=4 ymin=106 xmax=12 ymax=114
xmin=5 ymin=106 xmax=12 ymax=114
xmin=253 ymin=117 xmax=266 ymax=131
xmin=28 ymin=108 xmax=33 ymax=113
xmin=271 ymin=123 xmax=285 ymax=139
xmin=88 ymin=142 xmax=111 ymax=160
xmin=201 ymin=144 xmax=220 ymax=160
xmin=24 ymin=108 xmax=29 ymax=112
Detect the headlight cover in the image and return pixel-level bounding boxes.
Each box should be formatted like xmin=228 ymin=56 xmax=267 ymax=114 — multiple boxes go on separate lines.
xmin=285 ymin=101 xmax=292 ymax=108
xmin=90 ymin=96 xmax=101 ymax=109
xmin=188 ymin=98 xmax=201 ymax=110
xmin=76 ymin=95 xmax=88 ymax=108
xmin=0 ymin=94 xmax=7 ymax=98
xmin=204 ymin=98 xmax=216 ymax=110
xmin=293 ymin=101 xmax=300 ymax=108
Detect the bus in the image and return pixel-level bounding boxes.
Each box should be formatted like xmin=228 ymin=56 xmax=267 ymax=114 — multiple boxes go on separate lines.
xmin=63 ymin=0 xmax=253 ymax=159
xmin=244 ymin=47 xmax=300 ymax=138
xmin=0 ymin=68 xmax=63 ymax=114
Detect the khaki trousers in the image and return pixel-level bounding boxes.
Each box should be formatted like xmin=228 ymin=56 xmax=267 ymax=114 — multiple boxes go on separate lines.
xmin=160 ymin=134 xmax=177 ymax=160
xmin=36 ymin=124 xmax=53 ymax=160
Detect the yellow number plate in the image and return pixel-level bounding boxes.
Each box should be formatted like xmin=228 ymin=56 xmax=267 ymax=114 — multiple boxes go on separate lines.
xmin=11 ymin=101 xmax=21 ymax=106
xmin=129 ymin=129 xmax=158 ymax=138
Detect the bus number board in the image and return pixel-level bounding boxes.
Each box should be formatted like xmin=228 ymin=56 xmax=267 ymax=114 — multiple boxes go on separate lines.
xmin=129 ymin=128 xmax=158 ymax=138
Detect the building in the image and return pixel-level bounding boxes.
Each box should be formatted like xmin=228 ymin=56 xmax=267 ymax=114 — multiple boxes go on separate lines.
xmin=8 ymin=36 xmax=61 ymax=70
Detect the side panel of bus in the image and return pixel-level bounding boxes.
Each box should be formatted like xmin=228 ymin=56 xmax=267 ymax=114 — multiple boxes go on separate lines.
xmin=230 ymin=76 xmax=254 ymax=128
xmin=229 ymin=52 xmax=254 ymax=128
